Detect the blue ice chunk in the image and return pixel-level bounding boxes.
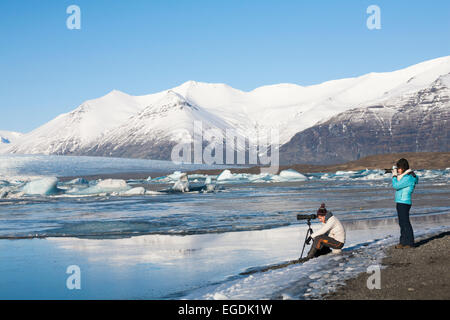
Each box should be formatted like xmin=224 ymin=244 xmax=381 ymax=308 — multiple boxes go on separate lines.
xmin=22 ymin=177 xmax=63 ymax=195
xmin=66 ymin=178 xmax=89 ymax=185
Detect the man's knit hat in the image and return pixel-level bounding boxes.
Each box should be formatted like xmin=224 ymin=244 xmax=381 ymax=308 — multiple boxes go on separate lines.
xmin=317 ymin=203 xmax=327 ymax=216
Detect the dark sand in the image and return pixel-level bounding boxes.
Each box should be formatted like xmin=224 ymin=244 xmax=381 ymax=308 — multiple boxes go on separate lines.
xmin=58 ymin=152 xmax=450 ymax=181
xmin=326 ymin=232 xmax=450 ymax=300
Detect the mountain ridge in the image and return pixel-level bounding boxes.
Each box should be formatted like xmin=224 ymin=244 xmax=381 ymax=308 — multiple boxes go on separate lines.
xmin=3 ymin=55 xmax=450 ymax=164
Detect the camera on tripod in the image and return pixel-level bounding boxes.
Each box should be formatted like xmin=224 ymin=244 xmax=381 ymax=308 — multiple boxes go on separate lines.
xmin=296 ymin=213 xmax=318 ymax=258
xmin=296 ymin=214 xmax=317 ymax=220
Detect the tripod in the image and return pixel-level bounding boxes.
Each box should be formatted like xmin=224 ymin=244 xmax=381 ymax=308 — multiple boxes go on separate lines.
xmin=300 ymin=218 xmax=314 ymax=259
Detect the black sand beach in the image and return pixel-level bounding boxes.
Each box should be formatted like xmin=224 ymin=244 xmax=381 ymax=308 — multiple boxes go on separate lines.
xmin=326 ymin=232 xmax=450 ymax=300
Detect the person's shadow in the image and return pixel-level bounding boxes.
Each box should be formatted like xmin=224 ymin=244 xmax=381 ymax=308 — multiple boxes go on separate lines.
xmin=414 ymin=231 xmax=450 ymax=248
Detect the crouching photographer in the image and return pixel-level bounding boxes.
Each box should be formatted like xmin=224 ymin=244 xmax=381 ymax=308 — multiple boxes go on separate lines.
xmin=305 ymin=204 xmax=346 ymax=260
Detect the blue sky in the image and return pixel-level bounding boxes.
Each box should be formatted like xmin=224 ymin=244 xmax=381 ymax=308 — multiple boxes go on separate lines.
xmin=1 ymin=0 xmax=449 ymax=133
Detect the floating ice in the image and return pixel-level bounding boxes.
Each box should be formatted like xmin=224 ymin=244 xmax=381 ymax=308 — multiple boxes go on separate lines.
xmin=419 ymin=170 xmax=441 ymax=180
xmin=97 ymin=179 xmax=129 ymax=189
xmin=204 ymin=184 xmax=217 ymax=192
xmin=172 ymin=173 xmax=190 ymax=192
xmin=335 ymin=170 xmax=355 ymax=176
xmin=217 ymin=170 xmax=234 ymax=181
xmin=152 ymin=171 xmax=188 ymax=183
xmin=122 ymin=187 xmax=146 ymax=196
xmin=216 ymin=170 xmax=260 ymax=184
xmin=22 ymin=177 xmax=62 ymax=195
xmin=66 ymin=178 xmax=89 ymax=185
xmin=278 ymin=169 xmax=307 ymax=181
xmin=68 ymin=179 xmax=130 ymax=195
xmin=148 ymin=168 xmax=448 ymax=187
xmin=167 ymin=171 xmax=185 ymax=181
xmin=188 ymin=174 xmax=208 ymax=179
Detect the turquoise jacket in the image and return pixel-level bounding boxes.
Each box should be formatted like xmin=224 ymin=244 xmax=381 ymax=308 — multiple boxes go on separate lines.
xmin=392 ymin=173 xmax=419 ymax=205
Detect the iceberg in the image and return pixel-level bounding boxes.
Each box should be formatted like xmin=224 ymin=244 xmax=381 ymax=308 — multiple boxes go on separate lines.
xmin=204 ymin=184 xmax=217 ymax=193
xmin=122 ymin=187 xmax=146 ymax=196
xmin=151 ymin=171 xmax=187 ymax=183
xmin=216 ymin=170 xmax=250 ymax=183
xmin=215 ymin=169 xmax=308 ymax=184
xmin=167 ymin=171 xmax=185 ymax=181
xmin=247 ymin=173 xmax=275 ymax=183
xmin=159 ymin=173 xmax=218 ymax=193
xmin=217 ymin=170 xmax=234 ymax=181
xmin=278 ymin=169 xmax=307 ymax=181
xmin=68 ymin=179 xmax=130 ymax=195
xmin=22 ymin=177 xmax=62 ymax=195
xmin=172 ymin=173 xmax=190 ymax=192
xmin=66 ymin=178 xmax=89 ymax=185
xmin=203 ymin=176 xmax=218 ymax=192
xmin=97 ymin=179 xmax=129 ymax=190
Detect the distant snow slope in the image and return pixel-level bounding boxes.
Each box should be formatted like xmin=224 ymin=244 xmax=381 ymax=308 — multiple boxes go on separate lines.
xmin=0 ymin=130 xmax=23 ymax=149
xmin=3 ymin=56 xmax=450 ymax=160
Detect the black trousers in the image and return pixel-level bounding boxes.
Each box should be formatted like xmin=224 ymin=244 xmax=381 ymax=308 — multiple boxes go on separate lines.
xmin=307 ymin=235 xmax=344 ymax=259
xmin=396 ymin=202 xmax=414 ymax=246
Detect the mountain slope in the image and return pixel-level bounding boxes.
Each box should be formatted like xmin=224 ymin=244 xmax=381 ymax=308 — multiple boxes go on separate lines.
xmin=3 ymin=90 xmax=152 ymax=155
xmin=0 ymin=131 xmax=23 ymax=149
xmin=279 ymin=73 xmax=450 ymax=164
xmin=81 ymin=90 xmax=244 ymax=160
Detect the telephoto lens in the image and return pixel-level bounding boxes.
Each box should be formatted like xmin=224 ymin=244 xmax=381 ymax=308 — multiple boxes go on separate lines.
xmin=384 ymin=165 xmax=398 ymax=174
xmin=297 ymin=214 xmax=317 ymax=220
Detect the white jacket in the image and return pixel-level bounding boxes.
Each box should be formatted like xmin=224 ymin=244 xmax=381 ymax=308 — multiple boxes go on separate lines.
xmin=311 ymin=215 xmax=346 ymax=243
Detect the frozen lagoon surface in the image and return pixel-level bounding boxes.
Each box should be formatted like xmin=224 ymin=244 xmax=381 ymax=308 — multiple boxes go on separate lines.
xmin=0 ymin=155 xmax=449 ymax=299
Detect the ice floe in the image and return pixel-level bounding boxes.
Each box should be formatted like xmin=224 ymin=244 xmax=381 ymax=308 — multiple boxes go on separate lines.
xmin=0 ymin=167 xmax=448 ymax=200
xmin=22 ymin=177 xmax=63 ymax=196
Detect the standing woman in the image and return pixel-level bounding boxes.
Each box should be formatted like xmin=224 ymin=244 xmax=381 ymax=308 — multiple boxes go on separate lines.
xmin=392 ymin=158 xmax=419 ymax=248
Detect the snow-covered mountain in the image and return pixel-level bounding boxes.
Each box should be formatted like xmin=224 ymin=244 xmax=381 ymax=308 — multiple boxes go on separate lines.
xmin=3 ymin=56 xmax=450 ymax=163
xmin=280 ymin=73 xmax=450 ymax=164
xmin=81 ymin=90 xmax=245 ymax=160
xmin=0 ymin=130 xmax=23 ymax=148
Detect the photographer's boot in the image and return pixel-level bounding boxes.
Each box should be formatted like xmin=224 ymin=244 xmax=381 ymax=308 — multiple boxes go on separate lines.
xmin=306 ymin=247 xmax=317 ymax=260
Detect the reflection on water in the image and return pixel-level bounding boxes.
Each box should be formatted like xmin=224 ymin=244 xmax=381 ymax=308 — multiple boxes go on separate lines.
xmin=1 ymin=217 xmax=448 ymax=299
